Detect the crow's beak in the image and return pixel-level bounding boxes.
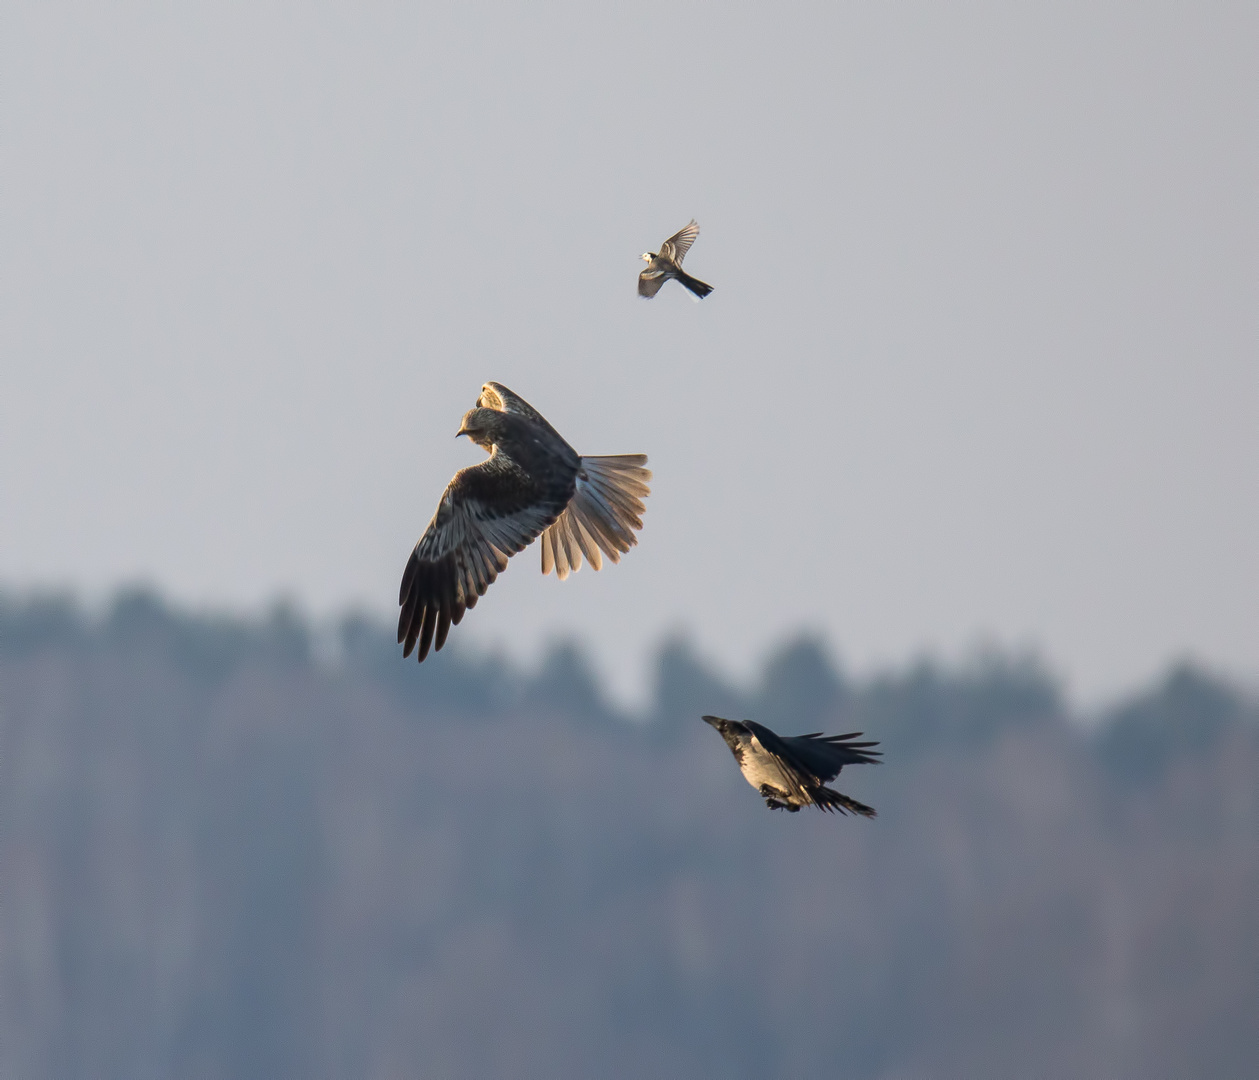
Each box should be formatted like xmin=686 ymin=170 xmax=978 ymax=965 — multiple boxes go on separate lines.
xmin=701 ymin=715 xmax=724 ymax=730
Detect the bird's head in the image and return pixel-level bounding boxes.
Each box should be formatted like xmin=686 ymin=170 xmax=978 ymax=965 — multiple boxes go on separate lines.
xmin=456 ymin=407 xmax=500 ymax=450
xmin=641 ymin=251 xmax=655 ymax=263
xmin=702 ymin=715 xmax=749 ymax=750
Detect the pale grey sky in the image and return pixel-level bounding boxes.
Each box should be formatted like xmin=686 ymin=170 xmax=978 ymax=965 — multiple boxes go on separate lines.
xmin=4 ymin=2 xmax=1256 ymax=705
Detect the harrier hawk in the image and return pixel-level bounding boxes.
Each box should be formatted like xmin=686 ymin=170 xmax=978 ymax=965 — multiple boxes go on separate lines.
xmin=639 ymin=220 xmax=713 ymax=299
xmin=702 ymin=716 xmax=881 ymax=816
xmin=398 ymin=382 xmax=651 ymax=662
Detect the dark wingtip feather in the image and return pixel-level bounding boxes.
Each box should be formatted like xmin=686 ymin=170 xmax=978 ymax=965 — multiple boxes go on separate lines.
xmin=402 ymin=606 xmax=422 ymax=657
xmin=417 ymin=604 xmax=437 ymax=662
xmin=399 ymin=550 xmax=419 ymax=606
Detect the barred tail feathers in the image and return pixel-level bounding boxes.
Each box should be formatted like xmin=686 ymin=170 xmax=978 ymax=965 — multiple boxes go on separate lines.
xmin=541 ymin=455 xmax=651 ymax=580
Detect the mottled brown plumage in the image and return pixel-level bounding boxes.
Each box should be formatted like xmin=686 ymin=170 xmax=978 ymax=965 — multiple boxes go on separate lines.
xmin=398 ymin=382 xmax=651 ymax=662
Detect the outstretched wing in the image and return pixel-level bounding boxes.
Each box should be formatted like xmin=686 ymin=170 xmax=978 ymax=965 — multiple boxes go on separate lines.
xmin=398 ymin=453 xmax=569 ymax=662
xmin=540 ymin=454 xmax=651 ymax=579
xmin=477 ymin=382 xmax=550 ymax=426
xmin=638 ymin=268 xmax=667 ymax=298
xmin=659 ymin=220 xmax=700 ymax=265
xmin=477 ymin=381 xmax=578 ymax=454
xmin=779 ymin=731 xmax=882 ymax=783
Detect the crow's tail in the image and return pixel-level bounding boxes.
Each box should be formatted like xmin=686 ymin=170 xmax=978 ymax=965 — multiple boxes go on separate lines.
xmin=676 ymin=270 xmax=713 ymax=299
xmin=813 ymin=785 xmax=877 ymax=818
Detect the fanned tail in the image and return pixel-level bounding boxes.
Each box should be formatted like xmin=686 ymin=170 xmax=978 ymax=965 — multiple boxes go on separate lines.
xmin=541 ymin=455 xmax=651 ymax=580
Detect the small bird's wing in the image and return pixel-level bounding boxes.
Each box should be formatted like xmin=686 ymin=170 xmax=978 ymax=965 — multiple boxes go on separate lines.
xmin=743 ymin=720 xmax=818 ymax=804
xmin=541 ymin=455 xmax=651 ymax=579
xmin=658 ymin=220 xmax=699 ymax=265
xmin=638 ymin=268 xmax=668 ymax=298
xmin=398 ymin=453 xmax=567 ymax=662
xmin=778 ymin=731 xmax=882 ymax=783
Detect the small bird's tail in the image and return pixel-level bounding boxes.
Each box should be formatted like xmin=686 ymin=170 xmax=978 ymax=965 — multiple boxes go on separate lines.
xmin=676 ymin=270 xmax=713 ymax=299
xmin=813 ymin=785 xmax=877 ymax=818
xmin=541 ymin=455 xmax=652 ymax=579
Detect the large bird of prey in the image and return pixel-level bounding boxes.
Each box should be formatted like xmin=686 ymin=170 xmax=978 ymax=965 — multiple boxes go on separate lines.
xmin=639 ymin=220 xmax=713 ymax=299
xmin=702 ymin=716 xmax=881 ymax=816
xmin=398 ymin=382 xmax=651 ymax=662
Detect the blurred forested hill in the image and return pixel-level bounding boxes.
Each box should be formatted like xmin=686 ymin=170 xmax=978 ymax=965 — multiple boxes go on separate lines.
xmin=3 ymin=589 xmax=1256 ymax=1079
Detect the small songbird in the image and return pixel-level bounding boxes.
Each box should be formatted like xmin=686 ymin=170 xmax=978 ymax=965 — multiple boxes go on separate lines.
xmin=639 ymin=220 xmax=713 ymax=299
xmin=702 ymin=715 xmax=881 ymax=816
xmin=398 ymin=382 xmax=651 ymax=662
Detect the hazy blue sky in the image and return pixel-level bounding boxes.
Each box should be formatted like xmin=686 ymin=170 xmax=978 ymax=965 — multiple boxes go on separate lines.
xmin=5 ymin=2 xmax=1255 ymax=705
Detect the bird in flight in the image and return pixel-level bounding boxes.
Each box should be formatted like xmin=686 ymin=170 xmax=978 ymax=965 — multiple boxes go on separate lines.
xmin=702 ymin=716 xmax=881 ymax=816
xmin=639 ymin=220 xmax=713 ymax=300
xmin=398 ymin=382 xmax=651 ymax=662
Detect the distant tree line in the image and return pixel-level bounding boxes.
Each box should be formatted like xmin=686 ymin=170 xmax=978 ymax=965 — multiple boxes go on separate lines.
xmin=2 ymin=586 xmax=1255 ymax=1078
xmin=4 ymin=585 xmax=1252 ymax=776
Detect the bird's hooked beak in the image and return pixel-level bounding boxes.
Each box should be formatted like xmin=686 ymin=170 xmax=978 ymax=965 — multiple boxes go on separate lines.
xmin=702 ymin=715 xmax=725 ymax=732
xmin=456 ymin=422 xmax=470 ymax=438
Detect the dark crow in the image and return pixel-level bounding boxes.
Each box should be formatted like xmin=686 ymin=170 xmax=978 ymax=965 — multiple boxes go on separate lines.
xmin=702 ymin=715 xmax=881 ymax=816
xmin=639 ymin=220 xmax=713 ymax=299
xmin=398 ymin=382 xmax=651 ymax=662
